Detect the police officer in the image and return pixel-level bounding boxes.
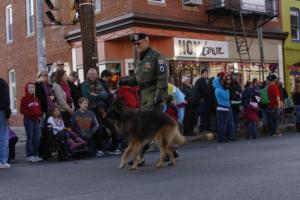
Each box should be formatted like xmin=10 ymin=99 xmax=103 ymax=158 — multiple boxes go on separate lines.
xmin=130 ymin=33 xmax=168 ymax=112
xmin=127 ymin=33 xmax=178 ymax=167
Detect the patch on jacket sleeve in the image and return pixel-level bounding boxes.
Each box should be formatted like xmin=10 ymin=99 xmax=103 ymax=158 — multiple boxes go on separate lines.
xmin=158 ymin=58 xmax=165 ymax=72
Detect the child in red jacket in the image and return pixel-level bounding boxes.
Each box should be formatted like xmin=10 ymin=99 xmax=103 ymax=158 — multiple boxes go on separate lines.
xmin=244 ymin=96 xmax=260 ymax=139
xmin=165 ymin=95 xmax=185 ymax=122
xmin=20 ymin=82 xmax=43 ymax=162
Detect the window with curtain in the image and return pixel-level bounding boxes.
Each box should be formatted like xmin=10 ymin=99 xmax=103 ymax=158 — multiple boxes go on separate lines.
xmin=9 ymin=69 xmax=17 ymax=112
xmin=95 ymin=0 xmax=101 ymax=12
xmin=6 ymin=4 xmax=13 ymax=42
xmin=290 ymin=8 xmax=300 ymax=40
xmin=26 ymin=0 xmax=35 ymax=35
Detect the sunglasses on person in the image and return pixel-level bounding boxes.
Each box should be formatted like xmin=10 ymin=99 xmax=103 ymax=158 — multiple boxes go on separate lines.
xmin=134 ymin=42 xmax=140 ymax=46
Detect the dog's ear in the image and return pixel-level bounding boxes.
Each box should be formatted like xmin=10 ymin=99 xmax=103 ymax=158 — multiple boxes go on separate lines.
xmin=107 ymin=97 xmax=127 ymax=119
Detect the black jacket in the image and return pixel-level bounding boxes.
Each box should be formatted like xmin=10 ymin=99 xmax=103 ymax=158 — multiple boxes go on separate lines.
xmin=99 ymin=78 xmax=113 ymax=107
xmin=68 ymin=80 xmax=81 ymax=110
xmin=0 ymin=78 xmax=11 ymax=119
xmin=180 ymin=84 xmax=193 ymax=103
xmin=35 ymin=82 xmax=49 ymax=113
xmin=191 ymin=77 xmax=209 ymax=106
xmin=230 ymin=82 xmax=242 ymax=113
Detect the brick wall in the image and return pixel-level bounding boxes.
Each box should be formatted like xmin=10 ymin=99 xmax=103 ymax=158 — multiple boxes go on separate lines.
xmin=0 ymin=0 xmax=282 ymax=126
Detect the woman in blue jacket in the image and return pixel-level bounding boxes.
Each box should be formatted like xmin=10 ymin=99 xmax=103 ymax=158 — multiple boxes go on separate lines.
xmin=213 ymin=75 xmax=231 ymax=143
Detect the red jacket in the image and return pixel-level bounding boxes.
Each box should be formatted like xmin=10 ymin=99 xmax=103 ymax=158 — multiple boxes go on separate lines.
xmin=20 ymin=82 xmax=41 ymax=120
xmin=118 ymin=86 xmax=141 ymax=109
xmin=244 ymin=103 xmax=259 ymax=121
xmin=165 ymin=103 xmax=185 ymax=121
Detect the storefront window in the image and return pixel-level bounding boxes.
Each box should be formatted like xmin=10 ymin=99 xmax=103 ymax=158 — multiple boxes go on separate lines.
xmin=169 ymin=60 xmax=278 ymax=87
xmin=99 ymin=62 xmax=121 ymax=75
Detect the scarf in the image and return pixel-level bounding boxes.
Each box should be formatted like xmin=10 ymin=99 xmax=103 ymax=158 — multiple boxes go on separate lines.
xmin=60 ymin=80 xmax=73 ymax=107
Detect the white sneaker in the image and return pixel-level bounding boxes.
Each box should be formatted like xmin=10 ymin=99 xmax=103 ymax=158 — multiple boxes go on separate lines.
xmin=26 ymin=156 xmax=38 ymax=163
xmin=96 ymin=150 xmax=104 ymax=157
xmin=0 ymin=163 xmax=11 ymax=169
xmin=34 ymin=156 xmax=43 ymax=162
xmin=108 ymin=149 xmax=122 ymax=155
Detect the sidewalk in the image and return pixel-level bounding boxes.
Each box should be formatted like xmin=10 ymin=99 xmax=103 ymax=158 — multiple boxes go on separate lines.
xmin=11 ymin=123 xmax=296 ymax=144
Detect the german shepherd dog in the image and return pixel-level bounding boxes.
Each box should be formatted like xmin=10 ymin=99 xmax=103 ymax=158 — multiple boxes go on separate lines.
xmin=107 ymin=98 xmax=186 ymax=170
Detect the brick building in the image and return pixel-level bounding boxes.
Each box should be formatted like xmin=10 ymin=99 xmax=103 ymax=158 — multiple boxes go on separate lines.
xmin=0 ymin=0 xmax=287 ymax=126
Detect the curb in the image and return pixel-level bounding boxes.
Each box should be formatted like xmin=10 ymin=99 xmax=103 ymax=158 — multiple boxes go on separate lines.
xmin=13 ymin=124 xmax=296 ymax=144
xmin=185 ymin=124 xmax=296 ymax=143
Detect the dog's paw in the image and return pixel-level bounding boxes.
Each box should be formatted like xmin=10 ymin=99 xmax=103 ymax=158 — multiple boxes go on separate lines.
xmin=128 ymin=166 xmax=137 ymax=170
xmin=119 ymin=162 xmax=126 ymax=169
xmin=156 ymin=163 xmax=162 ymax=168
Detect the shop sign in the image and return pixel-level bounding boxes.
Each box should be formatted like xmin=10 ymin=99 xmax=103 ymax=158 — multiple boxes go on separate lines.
xmin=174 ymin=38 xmax=229 ymax=59
xmin=241 ymin=0 xmax=266 ymax=12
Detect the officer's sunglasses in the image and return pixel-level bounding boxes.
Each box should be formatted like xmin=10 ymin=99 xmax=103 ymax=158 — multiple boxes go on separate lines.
xmin=134 ymin=42 xmax=141 ymax=47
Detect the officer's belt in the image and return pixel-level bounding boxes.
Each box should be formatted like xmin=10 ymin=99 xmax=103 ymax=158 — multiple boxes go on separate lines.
xmin=139 ymin=80 xmax=156 ymax=90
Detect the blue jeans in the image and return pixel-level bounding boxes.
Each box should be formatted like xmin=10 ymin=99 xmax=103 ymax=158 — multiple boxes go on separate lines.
xmin=294 ymin=106 xmax=300 ymax=123
xmin=247 ymin=121 xmax=257 ymax=139
xmin=232 ymin=112 xmax=239 ymax=132
xmin=266 ymin=108 xmax=278 ymax=136
xmin=0 ymin=111 xmax=9 ymax=164
xmin=261 ymin=109 xmax=268 ymax=127
xmin=24 ymin=119 xmax=41 ymax=157
xmin=216 ymin=110 xmax=229 ymax=142
xmin=227 ymin=109 xmax=236 ymax=140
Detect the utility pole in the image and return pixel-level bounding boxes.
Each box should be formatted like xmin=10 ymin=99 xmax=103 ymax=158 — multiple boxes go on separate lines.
xmin=36 ymin=0 xmax=47 ymax=71
xmin=78 ymin=0 xmax=98 ymax=77
xmin=257 ymin=27 xmax=264 ymax=81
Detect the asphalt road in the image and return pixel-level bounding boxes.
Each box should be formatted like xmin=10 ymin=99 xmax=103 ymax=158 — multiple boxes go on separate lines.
xmin=1 ymin=133 xmax=300 ymax=200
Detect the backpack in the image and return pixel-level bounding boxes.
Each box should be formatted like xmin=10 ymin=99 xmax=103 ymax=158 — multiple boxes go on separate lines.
xmin=260 ymin=87 xmax=269 ymax=105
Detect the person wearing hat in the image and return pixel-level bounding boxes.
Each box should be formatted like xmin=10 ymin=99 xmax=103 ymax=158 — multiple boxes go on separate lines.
xmin=180 ymin=76 xmax=194 ymax=135
xmin=266 ymin=74 xmax=280 ymax=136
xmin=126 ymin=33 xmax=169 ymax=166
xmin=129 ymin=32 xmax=168 ymax=112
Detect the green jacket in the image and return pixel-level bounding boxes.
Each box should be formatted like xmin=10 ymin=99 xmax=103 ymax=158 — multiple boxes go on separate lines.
xmin=135 ymin=48 xmax=168 ymax=110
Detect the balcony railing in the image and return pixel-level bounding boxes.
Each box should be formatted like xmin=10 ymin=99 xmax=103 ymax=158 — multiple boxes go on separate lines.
xmin=205 ymin=0 xmax=279 ymax=15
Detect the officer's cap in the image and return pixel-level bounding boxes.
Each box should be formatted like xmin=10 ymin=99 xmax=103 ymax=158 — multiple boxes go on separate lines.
xmin=129 ymin=33 xmax=147 ymax=42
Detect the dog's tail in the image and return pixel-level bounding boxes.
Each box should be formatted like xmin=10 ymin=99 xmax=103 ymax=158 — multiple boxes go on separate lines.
xmin=173 ymin=130 xmax=186 ymax=145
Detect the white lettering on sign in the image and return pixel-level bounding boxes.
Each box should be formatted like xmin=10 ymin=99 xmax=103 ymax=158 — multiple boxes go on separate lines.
xmin=241 ymin=0 xmax=266 ymax=12
xmin=174 ymin=38 xmax=229 ymax=58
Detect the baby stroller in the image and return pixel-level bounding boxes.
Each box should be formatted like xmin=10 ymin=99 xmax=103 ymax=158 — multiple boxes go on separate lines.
xmin=278 ymin=107 xmax=295 ymax=125
xmin=38 ymin=123 xmax=71 ymax=161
